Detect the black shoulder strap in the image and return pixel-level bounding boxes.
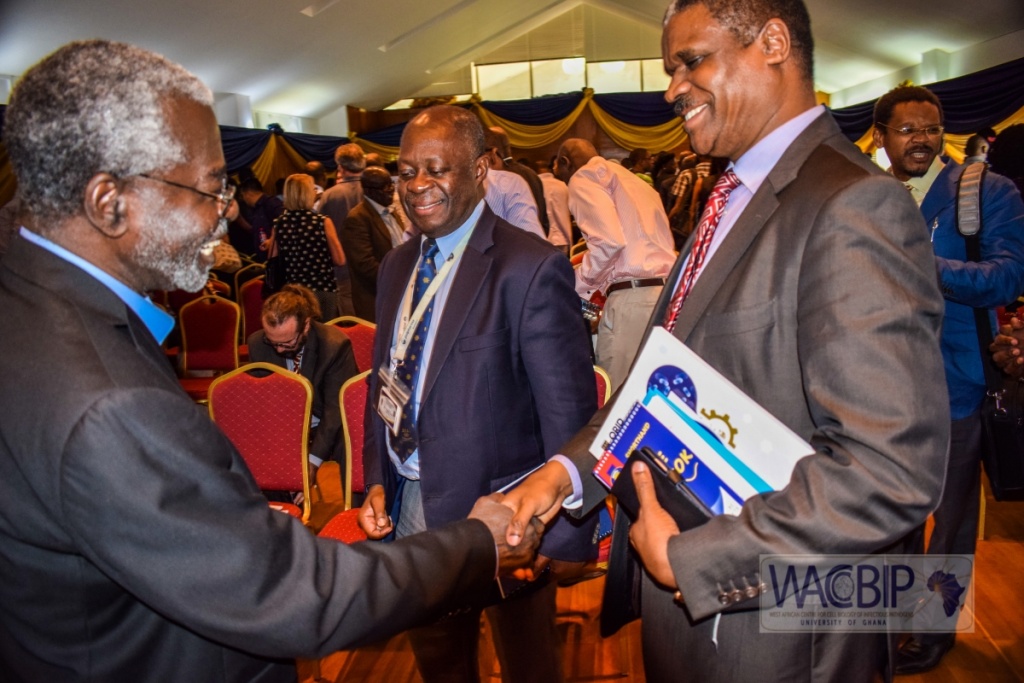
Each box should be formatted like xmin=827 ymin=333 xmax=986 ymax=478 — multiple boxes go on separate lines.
xmin=956 ymin=162 xmax=1002 ymax=391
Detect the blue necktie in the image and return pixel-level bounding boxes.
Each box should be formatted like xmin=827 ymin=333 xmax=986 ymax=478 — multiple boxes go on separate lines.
xmin=390 ymin=239 xmax=440 ymax=462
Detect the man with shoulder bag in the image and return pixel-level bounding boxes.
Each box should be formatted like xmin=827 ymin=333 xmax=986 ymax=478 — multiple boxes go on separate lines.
xmin=873 ymin=85 xmax=1024 ymax=674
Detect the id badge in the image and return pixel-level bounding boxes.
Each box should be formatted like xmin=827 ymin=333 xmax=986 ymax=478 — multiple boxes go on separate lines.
xmin=377 ymin=363 xmax=411 ymax=437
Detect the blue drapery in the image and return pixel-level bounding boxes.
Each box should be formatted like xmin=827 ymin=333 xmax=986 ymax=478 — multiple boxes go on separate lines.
xmin=219 ymin=126 xmax=272 ymax=172
xmin=828 ymin=55 xmax=1024 ymax=139
xmin=358 ymin=121 xmax=409 ymax=148
xmin=478 ymin=92 xmax=585 ymax=125
xmin=592 ymin=92 xmax=678 ymax=127
xmin=2 ymin=54 xmax=1021 ymax=166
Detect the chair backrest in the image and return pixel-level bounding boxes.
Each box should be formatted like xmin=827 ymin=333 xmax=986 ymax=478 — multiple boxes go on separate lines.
xmin=206 ymin=278 xmax=231 ymax=298
xmin=339 ymin=370 xmax=371 ymax=510
xmin=208 ymin=362 xmax=314 ymax=522
xmin=326 ymin=316 xmax=377 ymax=373
xmin=238 ymin=277 xmax=266 ymax=342
xmin=594 ymin=365 xmax=611 ymax=409
xmin=234 ymin=262 xmax=266 ymax=299
xmin=179 ymin=296 xmax=240 ymax=373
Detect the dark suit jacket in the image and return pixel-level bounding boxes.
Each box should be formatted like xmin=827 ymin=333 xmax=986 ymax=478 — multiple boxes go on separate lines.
xmin=365 ymin=205 xmax=598 ymax=561
xmin=341 ymin=198 xmax=397 ymax=322
xmin=248 ymin=321 xmax=358 ymax=463
xmin=0 ymin=236 xmax=498 ymax=682
xmin=564 ymin=113 xmax=950 ymax=680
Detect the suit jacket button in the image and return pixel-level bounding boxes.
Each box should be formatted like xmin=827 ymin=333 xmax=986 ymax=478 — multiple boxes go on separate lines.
xmin=718 ymin=592 xmax=731 ymax=605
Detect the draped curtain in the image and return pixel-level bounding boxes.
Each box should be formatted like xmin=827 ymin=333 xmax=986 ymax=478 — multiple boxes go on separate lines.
xmin=2 ymin=55 xmax=1022 ymax=205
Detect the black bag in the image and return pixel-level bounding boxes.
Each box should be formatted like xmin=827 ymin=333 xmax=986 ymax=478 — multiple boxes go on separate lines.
xmin=957 ymin=162 xmax=1024 ymax=500
xmin=979 ymin=375 xmax=1024 ymax=500
xmin=261 ymin=251 xmax=286 ymax=298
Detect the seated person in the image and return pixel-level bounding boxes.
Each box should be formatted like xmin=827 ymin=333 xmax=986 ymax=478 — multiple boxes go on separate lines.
xmin=248 ymin=284 xmax=359 ymax=481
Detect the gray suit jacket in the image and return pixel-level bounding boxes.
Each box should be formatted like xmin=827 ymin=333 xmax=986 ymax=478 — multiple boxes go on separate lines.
xmin=0 ymin=236 xmax=496 ymax=682
xmin=567 ymin=113 xmax=950 ymax=681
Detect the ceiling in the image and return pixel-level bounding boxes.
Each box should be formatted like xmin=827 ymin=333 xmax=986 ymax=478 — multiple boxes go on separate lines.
xmin=1 ymin=0 xmax=1022 ymax=123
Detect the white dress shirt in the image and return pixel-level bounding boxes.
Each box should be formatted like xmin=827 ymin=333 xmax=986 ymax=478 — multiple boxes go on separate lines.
xmin=539 ymin=172 xmax=572 ymax=248
xmin=568 ymin=156 xmax=676 ymax=297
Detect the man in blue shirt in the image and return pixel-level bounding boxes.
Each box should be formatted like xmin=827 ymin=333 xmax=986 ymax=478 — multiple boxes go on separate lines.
xmin=874 ymin=84 xmax=1024 ymax=674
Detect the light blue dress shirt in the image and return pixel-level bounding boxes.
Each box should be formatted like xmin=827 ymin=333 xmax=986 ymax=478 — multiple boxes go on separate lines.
xmin=19 ymin=227 xmax=175 ymax=344
xmin=386 ymin=200 xmax=487 ymax=479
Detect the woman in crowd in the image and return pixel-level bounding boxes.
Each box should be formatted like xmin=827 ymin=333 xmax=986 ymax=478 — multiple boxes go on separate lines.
xmin=267 ymin=173 xmax=345 ymax=320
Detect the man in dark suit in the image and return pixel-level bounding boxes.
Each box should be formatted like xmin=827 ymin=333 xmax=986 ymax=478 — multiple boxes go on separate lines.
xmin=341 ymin=167 xmax=406 ymax=322
xmin=248 ymin=283 xmax=359 ymax=469
xmin=358 ymin=105 xmax=597 ymax=683
xmin=0 ymin=39 xmax=541 ymax=683
xmin=503 ymin=1 xmax=949 ymax=681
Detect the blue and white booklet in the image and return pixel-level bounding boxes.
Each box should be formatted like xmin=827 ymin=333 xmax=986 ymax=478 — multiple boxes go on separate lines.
xmin=592 ymin=326 xmax=814 ymax=516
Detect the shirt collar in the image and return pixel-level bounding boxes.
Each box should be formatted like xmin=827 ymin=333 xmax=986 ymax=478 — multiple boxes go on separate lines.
xmin=901 ymin=155 xmax=945 ymax=204
xmin=365 ymin=196 xmax=390 ymax=214
xmin=732 ymin=105 xmax=826 ymax=194
xmin=20 ymin=227 xmax=176 ymax=344
xmin=425 ymin=200 xmax=485 ymax=261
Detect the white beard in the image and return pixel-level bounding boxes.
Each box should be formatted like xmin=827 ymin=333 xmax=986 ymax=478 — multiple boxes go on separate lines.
xmin=133 ymin=189 xmax=226 ymax=292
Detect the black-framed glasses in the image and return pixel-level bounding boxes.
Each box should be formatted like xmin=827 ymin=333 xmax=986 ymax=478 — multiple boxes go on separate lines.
xmin=136 ymin=174 xmax=237 ymax=217
xmin=877 ymin=123 xmax=944 ymax=138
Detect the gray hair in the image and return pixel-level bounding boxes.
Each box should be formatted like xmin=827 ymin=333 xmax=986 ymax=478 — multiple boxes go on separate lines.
xmin=4 ymin=39 xmax=212 ymax=226
xmin=334 ymin=143 xmax=367 ymax=173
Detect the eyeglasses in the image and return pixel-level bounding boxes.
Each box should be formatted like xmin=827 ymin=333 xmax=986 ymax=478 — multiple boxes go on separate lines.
xmin=877 ymin=123 xmax=944 ymax=138
xmin=136 ymin=174 xmax=237 ymax=217
xmin=262 ymin=329 xmax=304 ymax=350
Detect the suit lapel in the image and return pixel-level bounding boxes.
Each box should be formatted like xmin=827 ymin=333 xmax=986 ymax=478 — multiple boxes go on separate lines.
xmin=670 ymin=113 xmax=840 ymax=342
xmin=419 ymin=208 xmax=496 ymax=405
xmin=300 ymin=323 xmax=320 ymax=380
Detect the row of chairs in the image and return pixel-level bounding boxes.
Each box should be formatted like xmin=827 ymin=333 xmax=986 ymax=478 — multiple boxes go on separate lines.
xmin=174 ymin=296 xmax=377 ymax=403
xmin=206 ymin=362 xmax=611 ymax=531
xmin=208 ymin=362 xmax=371 ymax=542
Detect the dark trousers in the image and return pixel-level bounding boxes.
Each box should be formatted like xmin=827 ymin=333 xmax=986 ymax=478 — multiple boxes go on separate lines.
xmin=407 ymin=580 xmax=563 ymax=683
xmin=914 ymin=410 xmax=981 ymax=644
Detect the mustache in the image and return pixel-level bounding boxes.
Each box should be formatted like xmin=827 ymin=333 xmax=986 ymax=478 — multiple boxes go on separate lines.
xmin=672 ymin=97 xmax=691 ymax=118
xmin=904 ymin=145 xmax=936 ymax=156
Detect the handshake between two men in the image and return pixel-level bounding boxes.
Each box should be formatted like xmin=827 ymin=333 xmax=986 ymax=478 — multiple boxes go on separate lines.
xmin=358 ymin=459 xmax=681 ymax=588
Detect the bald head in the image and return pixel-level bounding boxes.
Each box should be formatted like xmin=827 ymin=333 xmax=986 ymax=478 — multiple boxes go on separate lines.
xmin=398 ymin=105 xmax=488 ymax=238
xmin=554 ymin=138 xmax=598 ymax=183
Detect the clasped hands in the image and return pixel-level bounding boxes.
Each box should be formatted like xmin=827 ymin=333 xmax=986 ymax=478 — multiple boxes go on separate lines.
xmin=357 ymin=461 xmax=682 ymax=585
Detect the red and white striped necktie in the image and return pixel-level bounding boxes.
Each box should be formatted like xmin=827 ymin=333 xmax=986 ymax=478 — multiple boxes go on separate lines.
xmin=662 ymin=170 xmax=742 ymax=332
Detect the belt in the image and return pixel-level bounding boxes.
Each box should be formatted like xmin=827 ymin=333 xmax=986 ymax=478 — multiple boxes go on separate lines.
xmin=605 ymin=278 xmax=666 ymax=295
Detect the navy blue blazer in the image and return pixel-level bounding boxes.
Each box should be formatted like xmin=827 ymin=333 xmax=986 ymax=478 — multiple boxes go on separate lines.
xmin=365 ymin=205 xmax=598 ymax=561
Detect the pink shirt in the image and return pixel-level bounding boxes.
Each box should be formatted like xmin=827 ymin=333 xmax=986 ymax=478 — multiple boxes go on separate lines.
xmin=568 ymin=156 xmax=676 ymax=297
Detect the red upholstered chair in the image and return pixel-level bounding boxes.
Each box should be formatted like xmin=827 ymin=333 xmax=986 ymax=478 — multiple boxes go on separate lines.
xmin=206 ymin=277 xmax=231 ymax=298
xmin=339 ymin=370 xmax=371 ymax=510
xmin=177 ymin=295 xmax=240 ymax=402
xmin=238 ymin=276 xmax=265 ymax=345
xmin=233 ymin=262 xmax=266 ymax=300
xmin=594 ymin=365 xmax=611 ymax=409
xmin=208 ymin=362 xmax=314 ymax=524
xmin=327 ymin=316 xmax=376 ymax=373
xmin=317 ymin=509 xmax=367 ymax=543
